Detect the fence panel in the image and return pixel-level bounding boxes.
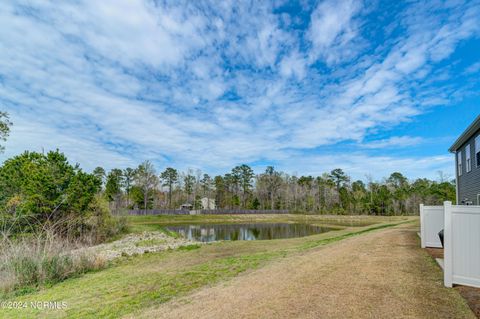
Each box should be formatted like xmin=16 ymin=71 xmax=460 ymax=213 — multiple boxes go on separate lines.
xmin=445 ymin=203 xmax=480 ymax=288
xmin=126 ymin=209 xmax=291 ymax=215
xmin=200 ymin=209 xmax=290 ymax=215
xmin=127 ymin=209 xmax=190 ymax=215
xmin=420 ymin=204 xmax=444 ymax=248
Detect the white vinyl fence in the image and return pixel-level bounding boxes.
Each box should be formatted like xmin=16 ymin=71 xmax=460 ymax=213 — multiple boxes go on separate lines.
xmin=420 ymin=204 xmax=444 ymax=248
xmin=444 ymin=201 xmax=480 ymax=288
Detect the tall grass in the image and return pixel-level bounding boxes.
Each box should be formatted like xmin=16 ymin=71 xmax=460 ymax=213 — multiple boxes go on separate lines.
xmin=0 ymin=230 xmax=106 ymax=296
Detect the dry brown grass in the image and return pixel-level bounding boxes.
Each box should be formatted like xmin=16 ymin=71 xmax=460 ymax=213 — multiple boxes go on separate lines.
xmin=0 ymin=231 xmax=105 ymax=295
xmin=456 ymin=286 xmax=480 ymax=317
xmin=130 ymin=223 xmax=474 ymax=319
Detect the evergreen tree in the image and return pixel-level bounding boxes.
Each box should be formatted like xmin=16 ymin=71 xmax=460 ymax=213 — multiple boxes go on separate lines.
xmin=161 ymin=167 xmax=178 ymax=209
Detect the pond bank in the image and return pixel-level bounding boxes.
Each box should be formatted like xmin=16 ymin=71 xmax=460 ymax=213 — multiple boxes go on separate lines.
xmin=80 ymin=231 xmax=199 ymax=262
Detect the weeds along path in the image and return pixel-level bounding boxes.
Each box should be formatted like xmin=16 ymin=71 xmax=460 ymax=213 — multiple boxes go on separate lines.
xmin=131 ymin=224 xmax=474 ymax=319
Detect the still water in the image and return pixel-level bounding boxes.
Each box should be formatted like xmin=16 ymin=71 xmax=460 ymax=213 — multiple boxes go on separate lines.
xmin=166 ymin=223 xmax=333 ymax=242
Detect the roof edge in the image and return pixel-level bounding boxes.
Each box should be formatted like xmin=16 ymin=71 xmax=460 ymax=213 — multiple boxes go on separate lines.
xmin=449 ymin=115 xmax=480 ymax=153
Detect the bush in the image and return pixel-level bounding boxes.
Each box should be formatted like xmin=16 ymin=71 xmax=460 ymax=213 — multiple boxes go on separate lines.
xmin=0 ymin=150 xmax=101 ymax=235
xmin=80 ymin=195 xmax=128 ymax=244
xmin=0 ymin=151 xmax=130 ymax=295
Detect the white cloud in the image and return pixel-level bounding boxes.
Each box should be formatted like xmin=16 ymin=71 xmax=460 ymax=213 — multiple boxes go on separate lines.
xmin=280 ymin=50 xmax=307 ymax=80
xmin=0 ymin=0 xmax=478 ymax=180
xmin=307 ymin=0 xmax=362 ymax=64
xmin=465 ymin=62 xmax=480 ymax=74
xmin=2 ymin=116 xmax=136 ymax=171
xmin=360 ymin=136 xmax=424 ymax=149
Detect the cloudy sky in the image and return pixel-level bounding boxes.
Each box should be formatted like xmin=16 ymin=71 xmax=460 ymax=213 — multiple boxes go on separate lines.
xmin=1 ymin=0 xmax=479 ymax=180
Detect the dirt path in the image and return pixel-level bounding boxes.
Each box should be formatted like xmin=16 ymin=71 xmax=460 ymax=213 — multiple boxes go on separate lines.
xmin=129 ymin=224 xmax=474 ymax=319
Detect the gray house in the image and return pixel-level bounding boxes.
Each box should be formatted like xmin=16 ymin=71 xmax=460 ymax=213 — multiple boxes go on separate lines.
xmin=449 ymin=115 xmax=480 ymax=205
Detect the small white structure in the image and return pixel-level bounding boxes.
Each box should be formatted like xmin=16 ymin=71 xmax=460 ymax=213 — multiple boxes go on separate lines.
xmin=180 ymin=203 xmax=193 ymax=210
xmin=420 ymin=204 xmax=444 ymax=248
xmin=420 ymin=202 xmax=480 ymax=288
xmin=201 ymin=197 xmax=216 ymax=210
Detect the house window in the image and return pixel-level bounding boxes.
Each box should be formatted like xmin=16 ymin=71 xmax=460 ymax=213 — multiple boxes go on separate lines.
xmin=458 ymin=151 xmax=463 ymax=176
xmin=466 ymin=144 xmax=471 ymax=172
xmin=476 ymin=136 xmax=480 ymax=167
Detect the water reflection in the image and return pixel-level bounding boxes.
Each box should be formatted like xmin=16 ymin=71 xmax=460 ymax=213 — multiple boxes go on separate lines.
xmin=166 ymin=223 xmax=332 ymax=242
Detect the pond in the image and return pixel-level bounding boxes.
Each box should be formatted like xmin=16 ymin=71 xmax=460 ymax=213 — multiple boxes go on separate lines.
xmin=166 ymin=223 xmax=333 ymax=242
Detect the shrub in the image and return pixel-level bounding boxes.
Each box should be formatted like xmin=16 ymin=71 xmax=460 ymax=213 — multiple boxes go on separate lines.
xmin=0 ymin=151 xmax=128 ymax=295
xmin=0 ymin=150 xmax=101 ymax=235
xmin=80 ymin=194 xmax=129 ymax=244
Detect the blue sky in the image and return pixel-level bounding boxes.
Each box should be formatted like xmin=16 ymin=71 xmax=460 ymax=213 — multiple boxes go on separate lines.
xmin=1 ymin=0 xmax=479 ymax=180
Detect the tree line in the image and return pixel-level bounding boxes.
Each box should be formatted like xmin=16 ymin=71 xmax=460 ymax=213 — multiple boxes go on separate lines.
xmin=97 ymin=162 xmax=456 ymax=216
xmin=0 ymin=111 xmax=455 ymax=221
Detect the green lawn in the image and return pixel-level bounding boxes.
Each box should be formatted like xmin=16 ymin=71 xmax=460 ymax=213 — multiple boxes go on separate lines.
xmin=0 ymin=215 xmax=414 ymax=319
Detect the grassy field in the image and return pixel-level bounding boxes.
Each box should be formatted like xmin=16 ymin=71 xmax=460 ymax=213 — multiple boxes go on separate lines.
xmin=0 ymin=214 xmax=472 ymax=319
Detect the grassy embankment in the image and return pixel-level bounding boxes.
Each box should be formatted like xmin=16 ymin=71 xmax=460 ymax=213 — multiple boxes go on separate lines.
xmin=0 ymin=215 xmax=413 ymax=319
xmin=131 ymin=222 xmax=474 ymax=319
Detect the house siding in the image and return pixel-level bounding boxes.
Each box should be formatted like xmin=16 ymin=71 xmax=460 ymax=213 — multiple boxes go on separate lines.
xmin=456 ymin=127 xmax=480 ymax=204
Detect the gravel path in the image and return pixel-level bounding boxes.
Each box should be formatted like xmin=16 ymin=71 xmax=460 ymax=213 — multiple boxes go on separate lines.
xmin=130 ymin=224 xmax=474 ymax=319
